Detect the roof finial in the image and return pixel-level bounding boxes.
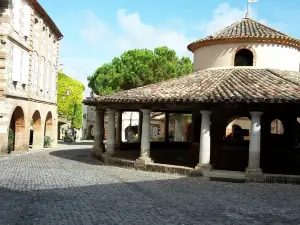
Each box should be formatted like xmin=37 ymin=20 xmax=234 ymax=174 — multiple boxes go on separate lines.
xmin=245 ymin=0 xmax=259 ymax=18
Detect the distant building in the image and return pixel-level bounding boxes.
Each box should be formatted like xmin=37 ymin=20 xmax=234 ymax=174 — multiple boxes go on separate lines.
xmin=0 ymin=0 xmax=63 ymax=153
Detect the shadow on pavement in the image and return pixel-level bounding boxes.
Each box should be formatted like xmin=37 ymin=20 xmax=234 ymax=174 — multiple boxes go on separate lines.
xmin=57 ymin=141 xmax=94 ymax=146
xmin=49 ymin=148 xmax=101 ymax=165
xmin=0 ymin=175 xmax=299 ymax=224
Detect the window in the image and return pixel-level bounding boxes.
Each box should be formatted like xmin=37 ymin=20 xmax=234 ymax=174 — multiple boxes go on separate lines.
xmin=39 ymin=57 xmax=45 ymax=90
xmin=52 ymin=68 xmax=57 ymax=92
xmin=271 ymin=119 xmax=284 ymax=134
xmin=12 ymin=0 xmax=20 ymax=31
xmin=32 ymin=52 xmax=38 ymax=88
xmin=234 ymin=49 xmax=254 ymax=66
xmin=12 ymin=47 xmax=21 ymax=82
xmin=46 ymin=62 xmax=51 ymax=92
xmin=21 ymin=52 xmax=29 ymax=84
xmin=23 ymin=4 xmax=31 ymax=37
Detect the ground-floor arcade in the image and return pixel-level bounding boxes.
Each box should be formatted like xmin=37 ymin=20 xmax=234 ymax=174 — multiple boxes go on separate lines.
xmin=90 ymin=103 xmax=300 ymax=178
xmin=0 ymin=98 xmax=58 ymax=154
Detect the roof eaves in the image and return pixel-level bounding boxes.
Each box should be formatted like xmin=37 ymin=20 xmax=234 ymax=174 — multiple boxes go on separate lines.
xmin=29 ymin=0 xmax=63 ymax=40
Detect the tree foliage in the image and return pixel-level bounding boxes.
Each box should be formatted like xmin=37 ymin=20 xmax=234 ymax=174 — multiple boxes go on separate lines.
xmin=57 ymin=72 xmax=85 ymax=129
xmin=87 ymin=46 xmax=193 ymax=95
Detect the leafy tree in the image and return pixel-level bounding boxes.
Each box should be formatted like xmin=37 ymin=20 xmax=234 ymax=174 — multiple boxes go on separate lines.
xmin=57 ymin=72 xmax=85 ymax=129
xmin=87 ymin=46 xmax=193 ymax=95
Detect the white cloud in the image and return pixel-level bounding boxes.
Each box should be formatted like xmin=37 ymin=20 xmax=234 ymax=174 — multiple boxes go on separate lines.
xmin=80 ymin=10 xmax=111 ymax=45
xmin=75 ymin=8 xmax=197 ymax=97
xmin=195 ymin=2 xmax=260 ymax=36
xmin=116 ymin=9 xmax=194 ymax=57
xmin=65 ymin=2 xmax=273 ymax=97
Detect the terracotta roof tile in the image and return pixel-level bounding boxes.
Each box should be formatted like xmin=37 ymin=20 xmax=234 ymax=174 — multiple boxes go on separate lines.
xmin=83 ymin=68 xmax=300 ymax=105
xmin=188 ymin=18 xmax=300 ymax=51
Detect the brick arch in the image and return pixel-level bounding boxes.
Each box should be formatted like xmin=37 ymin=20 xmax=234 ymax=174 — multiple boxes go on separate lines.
xmin=31 ymin=110 xmax=43 ymax=148
xmin=9 ymin=106 xmax=26 ymax=152
xmin=44 ymin=111 xmax=53 ymax=138
xmin=231 ymin=45 xmax=257 ymax=66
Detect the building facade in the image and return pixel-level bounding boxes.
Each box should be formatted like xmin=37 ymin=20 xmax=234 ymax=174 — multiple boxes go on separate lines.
xmin=0 ymin=0 xmax=63 ymax=153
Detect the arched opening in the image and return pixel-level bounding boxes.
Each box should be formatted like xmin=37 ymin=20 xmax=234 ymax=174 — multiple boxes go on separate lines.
xmin=30 ymin=110 xmax=43 ymax=148
xmin=234 ymin=49 xmax=254 ymax=66
xmin=9 ymin=106 xmax=26 ymax=152
xmin=270 ymin=119 xmax=284 ymax=134
xmin=44 ymin=111 xmax=53 ymax=139
xmin=125 ymin=125 xmax=138 ymax=142
xmin=225 ymin=117 xmax=251 ymax=140
xmin=218 ymin=116 xmax=251 ymax=171
xmin=87 ymin=124 xmax=94 ymax=140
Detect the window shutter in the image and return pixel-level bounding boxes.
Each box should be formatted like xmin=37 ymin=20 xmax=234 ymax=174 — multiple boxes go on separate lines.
xmin=13 ymin=0 xmax=20 ymax=31
xmin=34 ymin=54 xmax=38 ymax=88
xmin=31 ymin=54 xmax=35 ymax=86
xmin=23 ymin=5 xmax=31 ymax=37
xmin=21 ymin=52 xmax=29 ymax=84
xmin=45 ymin=63 xmax=49 ymax=91
xmin=12 ymin=47 xmax=21 ymax=82
xmin=48 ymin=65 xmax=52 ymax=92
xmin=31 ymin=53 xmax=36 ymax=87
xmin=52 ymin=69 xmax=57 ymax=92
xmin=39 ymin=58 xmax=44 ymax=90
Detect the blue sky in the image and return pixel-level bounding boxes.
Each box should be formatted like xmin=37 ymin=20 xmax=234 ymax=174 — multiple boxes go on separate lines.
xmin=39 ymin=0 xmax=300 ymax=96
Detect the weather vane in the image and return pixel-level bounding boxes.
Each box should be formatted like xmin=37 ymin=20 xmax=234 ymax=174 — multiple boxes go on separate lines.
xmin=246 ymin=0 xmax=259 ymax=18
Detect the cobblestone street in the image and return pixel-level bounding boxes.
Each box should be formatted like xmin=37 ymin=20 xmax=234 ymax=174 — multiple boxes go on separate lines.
xmin=0 ymin=142 xmax=300 ymax=225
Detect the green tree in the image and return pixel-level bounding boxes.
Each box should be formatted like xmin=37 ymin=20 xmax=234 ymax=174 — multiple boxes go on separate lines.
xmin=87 ymin=46 xmax=193 ymax=95
xmin=57 ymin=72 xmax=85 ymax=129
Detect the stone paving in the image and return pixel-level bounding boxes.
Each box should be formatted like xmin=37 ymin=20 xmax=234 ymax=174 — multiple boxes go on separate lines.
xmin=0 ymin=142 xmax=300 ymax=225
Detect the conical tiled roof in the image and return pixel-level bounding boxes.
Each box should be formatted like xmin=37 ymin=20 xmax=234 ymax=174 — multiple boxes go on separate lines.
xmin=188 ymin=18 xmax=300 ymax=52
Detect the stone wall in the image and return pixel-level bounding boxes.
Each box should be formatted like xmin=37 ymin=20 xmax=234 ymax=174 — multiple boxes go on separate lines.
xmin=0 ymin=0 xmax=61 ymax=153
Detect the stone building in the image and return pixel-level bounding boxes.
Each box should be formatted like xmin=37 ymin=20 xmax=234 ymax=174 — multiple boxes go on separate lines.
xmin=0 ymin=0 xmax=63 ymax=153
xmin=85 ymin=16 xmax=300 ymax=180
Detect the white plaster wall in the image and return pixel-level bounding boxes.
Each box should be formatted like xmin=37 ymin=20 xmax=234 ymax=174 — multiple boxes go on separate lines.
xmin=194 ymin=42 xmax=300 ymax=71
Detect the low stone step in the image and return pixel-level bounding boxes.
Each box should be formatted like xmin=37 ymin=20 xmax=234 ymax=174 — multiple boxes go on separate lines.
xmin=204 ymin=170 xmax=245 ymax=183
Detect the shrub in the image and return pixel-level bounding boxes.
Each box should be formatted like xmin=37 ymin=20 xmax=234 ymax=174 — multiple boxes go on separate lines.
xmin=64 ymin=135 xmax=74 ymax=142
xmin=7 ymin=128 xmax=14 ymax=154
xmin=157 ymin=135 xmax=164 ymax=141
xmin=150 ymin=135 xmax=164 ymax=142
xmin=63 ymin=131 xmax=74 ymax=142
xmin=44 ymin=136 xmax=51 ymax=148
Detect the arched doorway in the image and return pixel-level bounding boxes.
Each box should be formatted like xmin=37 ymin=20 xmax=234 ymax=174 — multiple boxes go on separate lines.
xmin=262 ymin=117 xmax=290 ymax=174
xmin=9 ymin=106 xmax=26 ymax=152
xmin=234 ymin=49 xmax=254 ymax=66
xmin=31 ymin=110 xmax=43 ymax=148
xmin=87 ymin=124 xmax=94 ymax=140
xmin=44 ymin=111 xmax=53 ymax=139
xmin=218 ymin=116 xmax=251 ymax=171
